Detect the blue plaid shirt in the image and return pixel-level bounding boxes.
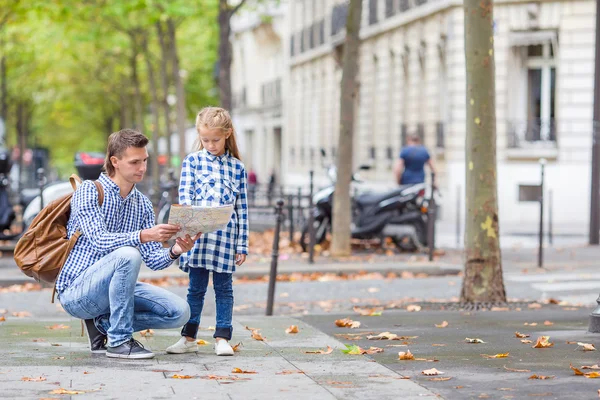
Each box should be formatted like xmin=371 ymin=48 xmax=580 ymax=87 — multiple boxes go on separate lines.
xmin=56 ymin=174 xmax=174 ymax=295
xmin=178 ymin=149 xmax=249 ymax=274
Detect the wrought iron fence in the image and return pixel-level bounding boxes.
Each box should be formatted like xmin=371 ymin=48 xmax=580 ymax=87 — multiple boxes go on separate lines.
xmin=507 ymin=119 xmax=557 ymax=148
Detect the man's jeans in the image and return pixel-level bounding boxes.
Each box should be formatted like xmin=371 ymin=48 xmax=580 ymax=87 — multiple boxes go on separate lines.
xmin=58 ymin=246 xmax=190 ymax=347
xmin=181 ymin=268 xmax=234 ymax=341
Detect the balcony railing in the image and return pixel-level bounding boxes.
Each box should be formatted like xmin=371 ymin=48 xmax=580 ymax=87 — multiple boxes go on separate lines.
xmin=261 ymin=78 xmax=282 ymax=107
xmin=507 ymin=119 xmax=557 ymax=148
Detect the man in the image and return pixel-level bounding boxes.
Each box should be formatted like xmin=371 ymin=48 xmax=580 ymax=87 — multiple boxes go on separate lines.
xmin=56 ymin=129 xmax=199 ymax=359
xmin=394 ymin=134 xmax=435 ymax=185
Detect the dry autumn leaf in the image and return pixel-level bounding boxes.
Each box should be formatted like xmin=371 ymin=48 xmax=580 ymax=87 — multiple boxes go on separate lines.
xmin=465 ymin=338 xmax=486 ymax=344
xmin=543 ymin=321 xmax=554 ymax=326
xmin=139 ymin=329 xmax=154 ymax=337
xmin=571 ymin=364 xmax=600 ymax=378
xmin=577 ymin=342 xmax=596 ymax=351
xmin=435 ymin=321 xmax=449 ymax=328
xmin=528 ymin=375 xmax=554 ymax=380
xmin=367 ymin=332 xmax=400 ymax=340
xmin=422 ymin=368 xmax=444 ymax=376
xmin=481 ymin=353 xmax=509 ymax=359
xmin=305 ymin=346 xmax=333 ymax=354
xmin=171 ymin=374 xmax=195 ymax=379
xmin=406 ymin=305 xmax=422 ymax=312
xmin=524 ymin=322 xmax=538 ymax=326
xmin=532 ymin=336 xmax=554 ymax=348
xmin=515 ymin=332 xmax=530 ymax=338
xmin=521 ymin=339 xmax=533 ymax=344
xmin=12 ymin=311 xmax=32 ymax=318
xmin=285 ymin=325 xmax=299 ymax=334
xmin=429 ymin=377 xmax=452 ymax=381
xmin=582 ymin=365 xmax=600 ymax=370
xmin=197 ymin=339 xmax=210 ymax=345
xmin=365 ymin=347 xmax=384 ymax=355
xmin=232 ymin=342 xmax=242 ymax=352
xmin=398 ymin=350 xmax=415 ymax=360
xmin=245 ymin=326 xmax=265 ymax=341
xmin=21 ymin=376 xmax=46 ymax=382
xmin=232 ymin=368 xmax=257 ymax=374
xmin=503 ymin=365 xmax=530 ymax=373
xmin=0 ymin=316 xmax=5 ymax=322
xmin=276 ymin=370 xmax=304 ymax=375
xmin=353 ymin=306 xmax=383 ymax=316
xmin=50 ymin=388 xmax=87 ymax=394
xmin=334 ymin=318 xmax=361 ymax=328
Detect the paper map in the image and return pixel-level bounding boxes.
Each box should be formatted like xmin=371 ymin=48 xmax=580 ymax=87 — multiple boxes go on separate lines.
xmin=168 ymin=204 xmax=234 ymax=239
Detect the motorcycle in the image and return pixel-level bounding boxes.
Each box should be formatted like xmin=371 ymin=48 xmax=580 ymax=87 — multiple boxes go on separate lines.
xmin=300 ymin=164 xmax=435 ymax=252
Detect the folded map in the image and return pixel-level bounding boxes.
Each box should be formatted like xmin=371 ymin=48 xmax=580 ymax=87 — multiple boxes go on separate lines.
xmin=168 ymin=204 xmax=234 ymax=239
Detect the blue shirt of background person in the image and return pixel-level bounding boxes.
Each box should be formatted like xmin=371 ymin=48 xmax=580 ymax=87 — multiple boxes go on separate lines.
xmin=394 ymin=134 xmax=435 ymax=185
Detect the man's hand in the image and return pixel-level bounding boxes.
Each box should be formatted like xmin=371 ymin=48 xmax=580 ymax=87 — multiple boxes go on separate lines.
xmin=140 ymin=224 xmax=180 ymax=243
xmin=171 ymin=232 xmax=202 ymax=255
xmin=235 ymin=254 xmax=247 ymax=266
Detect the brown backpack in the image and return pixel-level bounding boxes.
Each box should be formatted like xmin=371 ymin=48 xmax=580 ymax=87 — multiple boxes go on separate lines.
xmin=13 ymin=174 xmax=104 ymax=301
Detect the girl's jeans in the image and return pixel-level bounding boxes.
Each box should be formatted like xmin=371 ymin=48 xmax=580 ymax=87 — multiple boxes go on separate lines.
xmin=58 ymin=246 xmax=191 ymax=347
xmin=181 ymin=268 xmax=234 ymax=341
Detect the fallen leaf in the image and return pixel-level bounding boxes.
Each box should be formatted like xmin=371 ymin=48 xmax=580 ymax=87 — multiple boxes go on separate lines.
xmin=521 ymin=339 xmax=533 ymax=344
xmin=435 ymin=321 xmax=449 ymax=328
xmin=232 ymin=342 xmax=242 ymax=352
xmin=532 ymin=336 xmax=554 ymax=348
xmin=171 ymin=374 xmax=195 ymax=379
xmin=353 ymin=306 xmax=383 ymax=316
xmin=406 ymin=305 xmax=421 ymax=312
xmin=364 ymin=347 xmax=384 ymax=355
xmin=12 ymin=311 xmax=32 ymax=318
xmin=276 ymin=370 xmax=304 ymax=375
xmin=342 ymin=344 xmax=366 ymax=355
xmin=585 ymin=372 xmax=600 ymax=378
xmin=481 ymin=353 xmax=509 ymax=359
xmin=543 ymin=321 xmax=554 ymax=326
xmin=398 ymin=350 xmax=415 ymax=360
xmin=305 ymin=346 xmax=333 ymax=354
xmin=285 ymin=325 xmax=299 ymax=334
xmin=50 ymin=388 xmax=87 ymax=394
xmin=232 ymin=368 xmax=257 ymax=374
xmin=422 ymin=368 xmax=444 ymax=376
xmin=465 ymin=338 xmax=486 ymax=344
xmin=201 ymin=375 xmax=250 ymax=381
xmin=528 ymin=303 xmax=542 ymax=309
xmin=51 ymin=344 xmax=61 ymax=347
xmin=245 ymin=326 xmax=265 ymax=341
xmin=367 ymin=287 xmax=380 ymax=293
xmin=367 ymin=332 xmax=399 ymax=340
xmin=577 ymin=342 xmax=596 ymax=351
xmin=515 ymin=332 xmax=530 ymax=338
xmin=139 ymin=329 xmax=154 ymax=337
xmin=582 ymin=365 xmax=600 ymax=370
xmin=528 ymin=375 xmax=554 ymax=380
xmin=432 ymin=344 xmax=446 ymax=347
xmin=53 ymin=356 xmax=65 ymax=360
xmin=197 ymin=339 xmax=210 ymax=345
xmin=503 ymin=365 xmax=530 ymax=373
xmin=0 ymin=316 xmax=5 ymax=322
xmin=334 ymin=318 xmax=361 ymax=328
xmin=83 ymin=371 xmax=92 ymax=374
xmin=21 ymin=376 xmax=46 ymax=382
xmin=32 ymin=338 xmax=46 ymax=342
xmin=429 ymin=377 xmax=452 ymax=381
xmin=524 ymin=322 xmax=538 ymax=326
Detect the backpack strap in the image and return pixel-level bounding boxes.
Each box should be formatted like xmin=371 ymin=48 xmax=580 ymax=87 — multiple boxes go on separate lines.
xmin=69 ymin=174 xmax=82 ymax=191
xmin=93 ymin=180 xmax=104 ymax=206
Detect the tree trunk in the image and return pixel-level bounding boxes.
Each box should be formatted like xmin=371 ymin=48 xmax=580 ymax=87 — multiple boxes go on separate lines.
xmin=130 ymin=34 xmax=144 ymax=132
xmin=156 ymin=21 xmax=172 ymax=170
xmin=16 ymin=101 xmax=27 ymax=193
xmin=218 ymin=0 xmax=233 ymax=111
xmin=141 ymin=35 xmax=161 ymax=197
xmin=119 ymin=88 xmax=131 ymax=130
xmin=0 ymin=54 xmax=6 ymax=124
xmin=460 ymin=0 xmax=506 ymax=303
xmin=167 ymin=19 xmax=188 ymax=167
xmin=331 ymin=0 xmax=362 ymax=257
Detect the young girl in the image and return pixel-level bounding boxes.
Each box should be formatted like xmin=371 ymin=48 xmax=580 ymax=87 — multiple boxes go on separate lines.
xmin=166 ymin=107 xmax=248 ymax=356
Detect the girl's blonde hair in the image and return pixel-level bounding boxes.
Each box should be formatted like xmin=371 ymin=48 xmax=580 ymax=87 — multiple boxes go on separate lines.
xmin=195 ymin=107 xmax=241 ymax=160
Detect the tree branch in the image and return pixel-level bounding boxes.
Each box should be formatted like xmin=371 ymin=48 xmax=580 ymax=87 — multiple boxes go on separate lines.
xmin=230 ymin=0 xmax=248 ymax=19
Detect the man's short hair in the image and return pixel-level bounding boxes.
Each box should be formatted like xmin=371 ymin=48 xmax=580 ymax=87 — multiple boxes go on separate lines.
xmin=104 ymin=129 xmax=148 ymax=177
xmin=407 ymin=134 xmax=422 ymax=144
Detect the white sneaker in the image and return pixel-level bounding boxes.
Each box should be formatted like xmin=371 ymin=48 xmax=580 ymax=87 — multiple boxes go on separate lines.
xmin=166 ymin=337 xmax=198 ymax=354
xmin=215 ymin=339 xmax=234 ymax=356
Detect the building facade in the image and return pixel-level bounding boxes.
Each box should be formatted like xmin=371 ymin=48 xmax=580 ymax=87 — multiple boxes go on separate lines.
xmin=283 ymin=0 xmax=595 ymax=235
xmin=230 ymin=5 xmax=287 ymax=187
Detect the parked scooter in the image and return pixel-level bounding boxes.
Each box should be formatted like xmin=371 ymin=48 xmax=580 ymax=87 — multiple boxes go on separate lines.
xmin=300 ymin=160 xmax=434 ymax=252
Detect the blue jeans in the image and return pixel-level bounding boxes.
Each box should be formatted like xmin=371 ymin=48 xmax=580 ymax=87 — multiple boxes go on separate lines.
xmin=181 ymin=268 xmax=234 ymax=341
xmin=58 ymin=247 xmax=190 ymax=347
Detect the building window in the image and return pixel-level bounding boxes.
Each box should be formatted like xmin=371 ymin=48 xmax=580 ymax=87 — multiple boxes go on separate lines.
xmin=400 ymin=123 xmax=408 ymax=146
xmin=369 ymin=146 xmax=377 ymax=160
xmin=331 ymin=3 xmax=348 ymax=36
xmin=369 ymin=0 xmax=378 ymax=25
xmin=385 ymin=0 xmax=397 ymax=18
xmin=508 ymin=33 xmax=557 ymax=147
xmin=399 ymin=0 xmax=411 ymax=12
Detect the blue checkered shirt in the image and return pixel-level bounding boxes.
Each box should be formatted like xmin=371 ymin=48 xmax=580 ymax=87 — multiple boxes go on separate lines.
xmin=55 ymin=174 xmax=174 ymax=294
xmin=178 ymin=149 xmax=249 ymax=274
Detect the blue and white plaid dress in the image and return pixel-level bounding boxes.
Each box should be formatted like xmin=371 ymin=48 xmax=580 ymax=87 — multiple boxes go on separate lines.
xmin=178 ymin=148 xmax=249 ymax=274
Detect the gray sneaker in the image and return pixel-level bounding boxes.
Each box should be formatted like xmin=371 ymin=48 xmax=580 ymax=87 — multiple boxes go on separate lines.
xmin=106 ymin=338 xmax=154 ymax=359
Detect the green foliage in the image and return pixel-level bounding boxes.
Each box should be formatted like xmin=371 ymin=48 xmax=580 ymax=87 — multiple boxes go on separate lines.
xmin=1 ymin=0 xmax=219 ymax=176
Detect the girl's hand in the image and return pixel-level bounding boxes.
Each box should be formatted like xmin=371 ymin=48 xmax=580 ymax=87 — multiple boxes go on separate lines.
xmin=172 ymin=232 xmax=202 ymax=255
xmin=235 ymin=254 xmax=247 ymax=266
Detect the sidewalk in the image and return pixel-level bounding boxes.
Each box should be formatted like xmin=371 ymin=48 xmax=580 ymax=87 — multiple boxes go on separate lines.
xmin=0 ymin=314 xmax=435 ymax=399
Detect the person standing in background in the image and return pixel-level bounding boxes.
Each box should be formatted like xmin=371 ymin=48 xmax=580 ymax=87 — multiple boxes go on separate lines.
xmin=394 ymin=134 xmax=435 ymax=185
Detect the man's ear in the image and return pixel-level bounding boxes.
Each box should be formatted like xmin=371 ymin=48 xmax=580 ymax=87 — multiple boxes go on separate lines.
xmin=110 ymin=155 xmax=119 ymax=169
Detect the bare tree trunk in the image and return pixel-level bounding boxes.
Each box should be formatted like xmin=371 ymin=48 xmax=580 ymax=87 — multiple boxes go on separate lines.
xmin=104 ymin=115 xmax=113 ymax=137
xmin=157 ymin=21 xmax=172 ymax=169
xmin=130 ymin=34 xmax=144 ymax=132
xmin=460 ymin=0 xmax=506 ymax=303
xmin=331 ymin=0 xmax=362 ymax=257
xmin=166 ymin=19 xmax=188 ymax=166
xmin=16 ymin=101 xmax=27 ymax=193
xmin=141 ymin=35 xmax=161 ymax=196
xmin=0 ymin=53 xmax=6 ymax=123
xmin=217 ymin=0 xmax=246 ymax=111
xmin=119 ymin=88 xmax=130 ymax=130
